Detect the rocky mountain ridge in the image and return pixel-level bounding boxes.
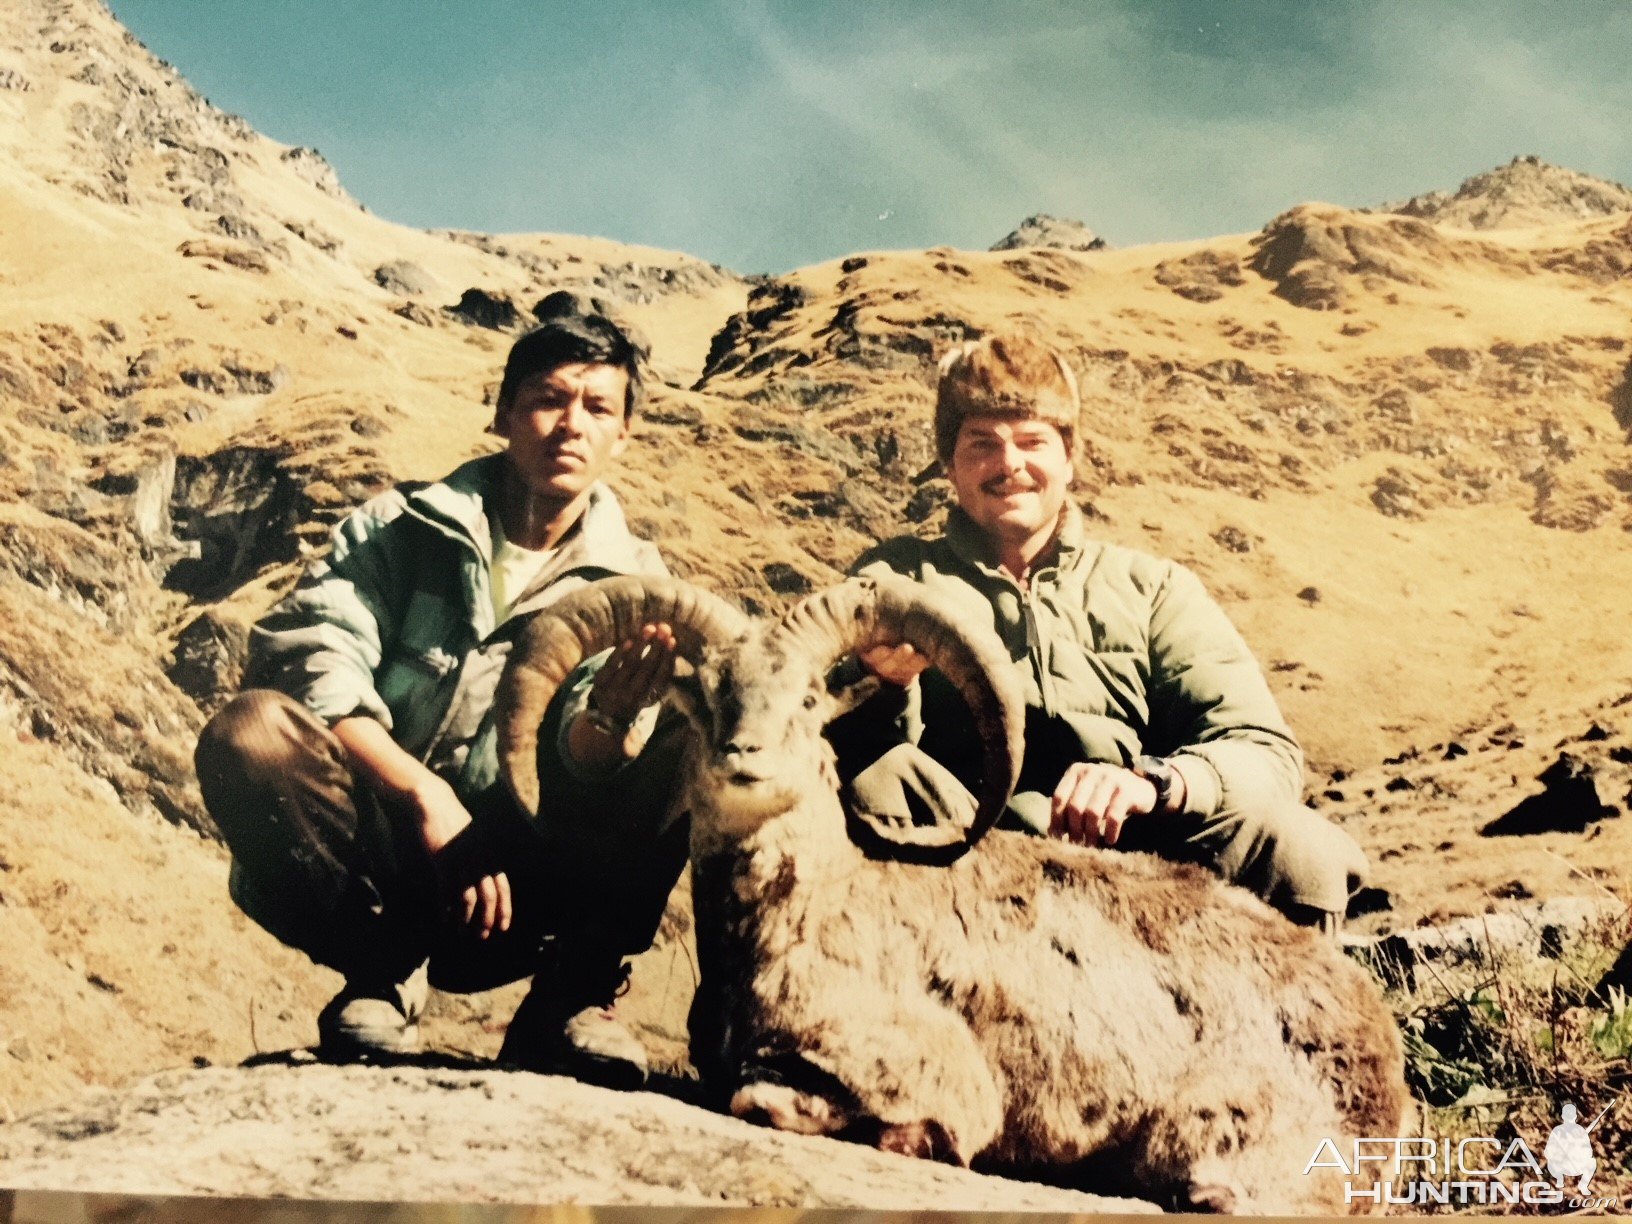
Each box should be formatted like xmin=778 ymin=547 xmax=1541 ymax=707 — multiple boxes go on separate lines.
xmin=1381 ymin=154 xmax=1632 ymax=231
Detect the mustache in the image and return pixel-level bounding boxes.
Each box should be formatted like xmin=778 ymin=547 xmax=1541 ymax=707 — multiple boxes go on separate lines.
xmin=980 ymin=477 xmax=1038 ymax=494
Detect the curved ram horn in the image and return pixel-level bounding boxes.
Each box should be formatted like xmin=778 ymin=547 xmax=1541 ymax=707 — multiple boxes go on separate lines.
xmin=495 ymin=575 xmax=749 ymax=818
xmin=775 ymin=575 xmax=1024 ymax=860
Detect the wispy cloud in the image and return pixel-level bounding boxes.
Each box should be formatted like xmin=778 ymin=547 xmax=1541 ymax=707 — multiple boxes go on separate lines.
xmin=109 ymin=0 xmax=1632 ymax=270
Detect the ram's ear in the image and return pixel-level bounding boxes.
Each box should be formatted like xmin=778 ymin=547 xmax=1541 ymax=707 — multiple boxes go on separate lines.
xmin=666 ymin=668 xmax=707 ymax=730
xmin=821 ymin=653 xmax=883 ymax=722
xmin=827 ymin=673 xmax=882 ymax=720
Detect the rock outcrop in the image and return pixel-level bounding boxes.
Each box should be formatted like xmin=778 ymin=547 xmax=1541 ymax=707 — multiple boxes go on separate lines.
xmin=989 ymin=213 xmax=1108 ymax=252
xmin=1382 ymin=155 xmax=1632 ymax=230
xmin=0 ymin=1063 xmax=1148 ymax=1211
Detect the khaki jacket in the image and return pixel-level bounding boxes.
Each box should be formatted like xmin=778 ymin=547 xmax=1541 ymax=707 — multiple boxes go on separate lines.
xmin=246 ymin=454 xmax=666 ymax=799
xmin=850 ymin=504 xmax=1302 ymax=820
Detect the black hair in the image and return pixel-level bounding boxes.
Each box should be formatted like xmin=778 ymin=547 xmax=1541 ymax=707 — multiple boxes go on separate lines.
xmin=496 ymin=291 xmax=649 ymax=418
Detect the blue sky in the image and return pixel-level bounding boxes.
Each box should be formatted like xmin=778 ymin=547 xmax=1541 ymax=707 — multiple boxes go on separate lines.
xmin=108 ymin=2 xmax=1632 ymax=274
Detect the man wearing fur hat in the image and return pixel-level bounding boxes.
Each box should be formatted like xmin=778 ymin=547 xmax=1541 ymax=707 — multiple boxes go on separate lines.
xmin=836 ymin=331 xmax=1366 ymax=933
xmin=195 ymin=292 xmax=680 ymax=1084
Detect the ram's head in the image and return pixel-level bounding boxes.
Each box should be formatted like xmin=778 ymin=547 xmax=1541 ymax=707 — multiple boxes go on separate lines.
xmin=493 ymin=575 xmax=1023 ymax=860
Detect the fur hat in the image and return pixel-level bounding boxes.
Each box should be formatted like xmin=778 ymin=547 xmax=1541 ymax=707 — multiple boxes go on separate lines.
xmin=933 ymin=332 xmax=1080 ymax=463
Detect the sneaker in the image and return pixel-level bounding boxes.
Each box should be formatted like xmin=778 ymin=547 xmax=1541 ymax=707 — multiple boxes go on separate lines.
xmin=317 ymin=960 xmax=429 ymax=1059
xmin=497 ymin=951 xmax=648 ymax=1089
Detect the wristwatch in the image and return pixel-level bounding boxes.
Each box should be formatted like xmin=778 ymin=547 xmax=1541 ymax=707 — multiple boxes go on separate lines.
xmin=1133 ymin=755 xmax=1178 ymax=812
xmin=583 ymin=697 xmax=635 ymax=740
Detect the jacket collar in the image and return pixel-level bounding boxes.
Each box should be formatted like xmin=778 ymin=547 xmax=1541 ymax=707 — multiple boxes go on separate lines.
xmin=403 ymin=453 xmax=649 ymax=573
xmin=943 ymin=501 xmax=1087 ymax=577
xmin=402 ymin=454 xmax=499 ymax=553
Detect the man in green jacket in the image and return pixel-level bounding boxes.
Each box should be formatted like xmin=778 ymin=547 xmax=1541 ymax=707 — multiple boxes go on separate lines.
xmin=194 ymin=293 xmax=681 ymax=1085
xmin=838 ymin=331 xmax=1366 ymax=933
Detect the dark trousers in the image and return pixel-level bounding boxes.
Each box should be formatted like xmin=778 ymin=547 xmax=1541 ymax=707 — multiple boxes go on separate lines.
xmin=194 ymin=690 xmax=689 ymax=993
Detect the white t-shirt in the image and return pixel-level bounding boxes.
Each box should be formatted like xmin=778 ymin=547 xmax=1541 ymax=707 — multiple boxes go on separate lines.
xmin=491 ymin=519 xmax=558 ymax=625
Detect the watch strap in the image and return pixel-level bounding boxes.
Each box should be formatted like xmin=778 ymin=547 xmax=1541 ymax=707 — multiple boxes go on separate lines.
xmin=583 ymin=700 xmax=635 ymax=739
xmin=1133 ymin=754 xmax=1176 ymax=809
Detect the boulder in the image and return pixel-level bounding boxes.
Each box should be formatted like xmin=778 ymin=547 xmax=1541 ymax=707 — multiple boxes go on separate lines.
xmin=166 ymin=610 xmax=249 ymax=714
xmin=447 ymin=289 xmax=521 ymax=331
xmin=372 ymin=260 xmax=433 ymax=296
xmin=0 ymin=1063 xmax=1150 ymax=1211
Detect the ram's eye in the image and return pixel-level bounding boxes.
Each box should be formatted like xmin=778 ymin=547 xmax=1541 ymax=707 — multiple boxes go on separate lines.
xmin=803 ymin=693 xmax=819 ymax=710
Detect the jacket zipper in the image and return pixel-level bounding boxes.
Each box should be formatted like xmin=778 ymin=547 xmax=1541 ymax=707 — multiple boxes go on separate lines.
xmin=1021 ymin=582 xmax=1056 ymax=717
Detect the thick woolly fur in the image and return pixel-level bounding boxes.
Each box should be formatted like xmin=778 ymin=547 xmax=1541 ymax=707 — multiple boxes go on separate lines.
xmin=679 ymin=643 xmax=1411 ymax=1215
xmin=501 ymin=577 xmax=1411 ymax=1214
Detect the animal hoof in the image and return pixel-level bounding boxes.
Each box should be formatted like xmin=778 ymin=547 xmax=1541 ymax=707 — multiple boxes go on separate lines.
xmin=877 ymin=1119 xmax=964 ymax=1166
xmin=730 ymin=1081 xmax=845 ymax=1135
xmin=1183 ymin=1182 xmax=1238 ymax=1214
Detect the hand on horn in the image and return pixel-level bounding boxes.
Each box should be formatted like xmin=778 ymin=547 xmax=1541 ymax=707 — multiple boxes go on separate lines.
xmin=569 ymin=623 xmax=678 ymax=767
xmin=589 ymin=622 xmax=677 ymax=723
xmin=859 ymin=642 xmax=930 ymax=687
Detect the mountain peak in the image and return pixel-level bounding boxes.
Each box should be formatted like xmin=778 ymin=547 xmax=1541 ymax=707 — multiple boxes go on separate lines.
xmin=1382 ymin=155 xmax=1632 ymax=230
xmin=989 ymin=213 xmax=1108 ymax=253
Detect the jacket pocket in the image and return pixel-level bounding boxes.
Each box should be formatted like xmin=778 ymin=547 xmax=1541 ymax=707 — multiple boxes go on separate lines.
xmin=1044 ymin=642 xmax=1149 ymax=727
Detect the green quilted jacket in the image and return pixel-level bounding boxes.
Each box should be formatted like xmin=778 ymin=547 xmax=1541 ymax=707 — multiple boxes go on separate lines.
xmin=849 ymin=504 xmax=1303 ymax=822
xmin=245 ymin=454 xmax=666 ymax=800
